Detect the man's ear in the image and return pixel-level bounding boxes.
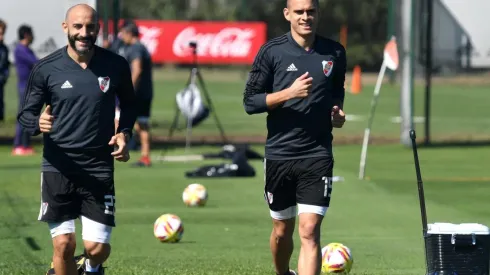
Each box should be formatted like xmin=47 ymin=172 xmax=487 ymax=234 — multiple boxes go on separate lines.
xmin=283 ymin=7 xmax=290 ymax=21
xmin=62 ymin=22 xmax=68 ymax=34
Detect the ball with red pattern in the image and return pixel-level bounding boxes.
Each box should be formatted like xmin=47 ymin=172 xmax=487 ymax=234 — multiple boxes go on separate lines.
xmin=321 ymin=242 xmax=353 ymax=274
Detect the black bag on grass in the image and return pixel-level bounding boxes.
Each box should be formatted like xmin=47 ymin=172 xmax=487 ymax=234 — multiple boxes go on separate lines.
xmin=185 ymin=150 xmax=256 ymax=178
xmin=202 ymin=144 xmax=263 ymax=160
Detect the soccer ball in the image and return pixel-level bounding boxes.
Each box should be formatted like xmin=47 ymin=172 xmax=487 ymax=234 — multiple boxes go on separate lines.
xmin=182 ymin=183 xmax=208 ymax=207
xmin=153 ymin=214 xmax=184 ymax=243
xmin=321 ymin=243 xmax=353 ymax=274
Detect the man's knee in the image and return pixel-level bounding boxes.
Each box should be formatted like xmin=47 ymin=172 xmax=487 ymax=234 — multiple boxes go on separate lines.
xmin=84 ymin=241 xmax=111 ymax=261
xmin=53 ymin=233 xmax=76 ymax=259
xmin=298 ymin=212 xmax=323 ymax=243
xmin=272 ymin=217 xmax=295 ymax=240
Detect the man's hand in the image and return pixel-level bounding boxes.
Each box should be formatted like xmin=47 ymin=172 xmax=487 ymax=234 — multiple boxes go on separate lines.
xmin=287 ymin=72 xmax=313 ymax=99
xmin=109 ymin=133 xmax=130 ymax=162
xmin=39 ymin=105 xmax=54 ymax=133
xmin=331 ymin=106 xmax=346 ymax=128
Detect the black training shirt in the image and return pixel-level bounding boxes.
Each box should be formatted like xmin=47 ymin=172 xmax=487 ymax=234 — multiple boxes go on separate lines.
xmin=123 ymin=42 xmax=153 ymax=100
xmin=18 ymin=45 xmax=137 ymax=175
xmin=243 ymin=32 xmax=346 ymax=160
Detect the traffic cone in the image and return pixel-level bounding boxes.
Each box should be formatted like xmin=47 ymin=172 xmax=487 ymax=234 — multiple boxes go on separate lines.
xmin=350 ymin=65 xmax=362 ymax=94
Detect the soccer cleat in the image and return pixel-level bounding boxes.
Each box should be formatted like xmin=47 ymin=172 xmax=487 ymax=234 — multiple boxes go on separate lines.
xmin=288 ymin=270 xmax=297 ymax=275
xmin=131 ymin=160 xmax=151 ymax=167
xmin=131 ymin=156 xmax=151 ymax=167
xmin=12 ymin=147 xmax=27 ymax=156
xmin=45 ymin=254 xmax=87 ymax=275
xmin=23 ymin=147 xmax=35 ymax=155
xmin=75 ymin=254 xmax=87 ymax=273
xmin=11 ymin=146 xmax=35 ymax=156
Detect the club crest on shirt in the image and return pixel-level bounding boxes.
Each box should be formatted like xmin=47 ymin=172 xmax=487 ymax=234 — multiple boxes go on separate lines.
xmin=322 ymin=60 xmax=334 ymax=77
xmin=98 ymin=76 xmax=110 ymax=93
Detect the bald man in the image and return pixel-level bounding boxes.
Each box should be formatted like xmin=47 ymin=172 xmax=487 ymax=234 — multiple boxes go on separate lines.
xmin=243 ymin=0 xmax=346 ymax=274
xmin=17 ymin=4 xmax=137 ymax=275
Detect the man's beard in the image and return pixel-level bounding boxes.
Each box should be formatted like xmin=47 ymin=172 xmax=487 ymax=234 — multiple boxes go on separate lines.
xmin=68 ymin=32 xmax=96 ymax=56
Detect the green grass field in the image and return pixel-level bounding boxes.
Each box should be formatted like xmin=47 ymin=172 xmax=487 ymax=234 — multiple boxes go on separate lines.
xmin=0 ymin=143 xmax=489 ymax=274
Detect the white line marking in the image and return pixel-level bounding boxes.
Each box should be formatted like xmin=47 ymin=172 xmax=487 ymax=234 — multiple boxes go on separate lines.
xmin=390 ymin=116 xmax=425 ymax=123
xmin=345 ymin=114 xmax=425 ymax=123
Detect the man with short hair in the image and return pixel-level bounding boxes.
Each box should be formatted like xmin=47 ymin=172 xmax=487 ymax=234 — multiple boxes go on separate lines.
xmin=0 ymin=19 xmax=9 ymax=122
xmin=13 ymin=24 xmax=38 ymax=155
xmin=119 ymin=21 xmax=154 ymax=167
xmin=17 ymin=4 xmax=137 ymax=275
xmin=243 ymin=0 xmax=346 ymax=274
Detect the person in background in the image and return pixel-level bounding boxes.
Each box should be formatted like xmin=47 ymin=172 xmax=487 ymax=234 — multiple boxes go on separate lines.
xmin=0 ymin=19 xmax=9 ymax=122
xmin=102 ymin=36 xmax=125 ymax=56
xmin=109 ymin=22 xmax=141 ymax=153
xmin=13 ymin=24 xmax=38 ymax=155
xmin=119 ymin=21 xmax=154 ymax=167
xmin=109 ymin=36 xmax=125 ymax=56
xmin=103 ymin=24 xmax=134 ymax=145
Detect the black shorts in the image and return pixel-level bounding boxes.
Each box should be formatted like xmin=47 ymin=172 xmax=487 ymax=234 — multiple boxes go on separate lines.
xmin=264 ymin=157 xmax=334 ymax=213
xmin=136 ymin=97 xmax=152 ymax=119
xmin=38 ymin=172 xmax=116 ymax=227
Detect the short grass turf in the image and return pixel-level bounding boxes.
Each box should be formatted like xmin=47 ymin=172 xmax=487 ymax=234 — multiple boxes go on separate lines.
xmin=0 ymin=143 xmax=489 ymax=274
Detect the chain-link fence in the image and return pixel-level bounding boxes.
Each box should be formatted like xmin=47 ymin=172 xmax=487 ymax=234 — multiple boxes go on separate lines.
xmin=392 ymin=0 xmax=490 ymax=145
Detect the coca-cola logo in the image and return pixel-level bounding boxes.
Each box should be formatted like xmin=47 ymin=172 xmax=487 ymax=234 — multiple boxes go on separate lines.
xmin=172 ymin=27 xmax=256 ymax=58
xmin=139 ymin=26 xmax=162 ymax=55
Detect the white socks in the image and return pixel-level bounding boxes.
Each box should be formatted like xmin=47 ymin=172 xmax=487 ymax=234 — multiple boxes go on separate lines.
xmin=85 ymin=259 xmax=100 ymax=272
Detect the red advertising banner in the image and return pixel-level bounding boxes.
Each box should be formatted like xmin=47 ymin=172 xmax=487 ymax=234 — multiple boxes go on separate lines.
xmin=101 ymin=20 xmax=267 ymax=65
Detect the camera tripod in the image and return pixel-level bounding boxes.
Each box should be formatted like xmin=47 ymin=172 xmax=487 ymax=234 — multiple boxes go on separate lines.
xmin=167 ymin=42 xmax=228 ymax=151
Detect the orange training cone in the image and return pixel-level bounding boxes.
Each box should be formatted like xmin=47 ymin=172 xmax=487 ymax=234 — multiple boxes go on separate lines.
xmin=350 ymin=65 xmax=362 ymax=94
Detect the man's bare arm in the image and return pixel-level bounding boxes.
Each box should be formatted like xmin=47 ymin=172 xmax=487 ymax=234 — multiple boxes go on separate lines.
xmin=131 ymin=58 xmax=142 ymax=90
